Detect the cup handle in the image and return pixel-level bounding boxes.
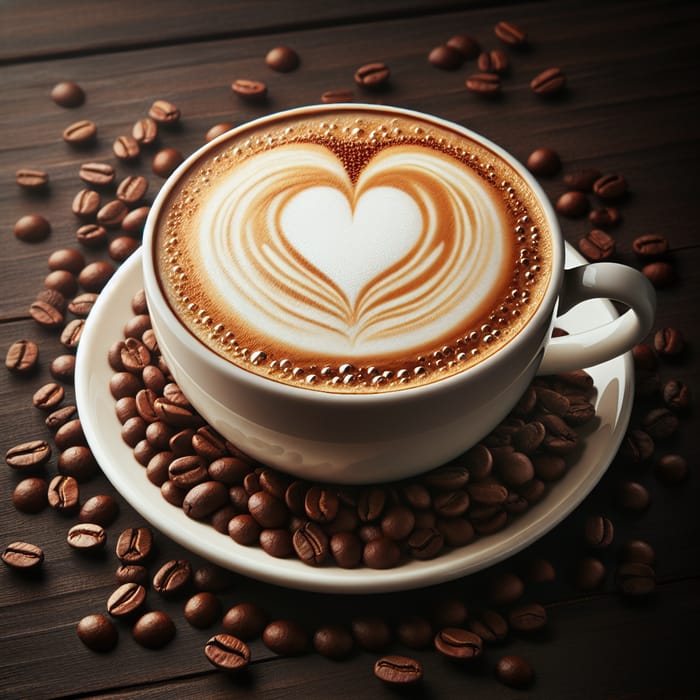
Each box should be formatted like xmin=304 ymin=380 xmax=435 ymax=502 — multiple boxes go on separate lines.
xmin=538 ymin=262 xmax=656 ymax=375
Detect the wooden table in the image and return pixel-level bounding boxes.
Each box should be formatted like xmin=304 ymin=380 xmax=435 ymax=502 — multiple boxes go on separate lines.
xmin=1 ymin=1 xmax=698 ymax=697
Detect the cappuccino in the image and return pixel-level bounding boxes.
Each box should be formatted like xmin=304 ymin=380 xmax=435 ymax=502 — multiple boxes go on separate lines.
xmin=154 ymin=106 xmax=552 ymax=394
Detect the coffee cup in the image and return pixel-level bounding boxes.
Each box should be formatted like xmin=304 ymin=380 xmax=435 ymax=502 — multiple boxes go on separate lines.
xmin=142 ymin=104 xmax=655 ymax=484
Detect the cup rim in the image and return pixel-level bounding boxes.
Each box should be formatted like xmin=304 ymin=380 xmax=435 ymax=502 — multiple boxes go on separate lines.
xmin=142 ymin=103 xmax=564 ymax=406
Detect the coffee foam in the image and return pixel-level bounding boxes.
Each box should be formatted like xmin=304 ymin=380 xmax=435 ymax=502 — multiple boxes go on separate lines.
xmin=156 ymin=109 xmax=552 ymax=393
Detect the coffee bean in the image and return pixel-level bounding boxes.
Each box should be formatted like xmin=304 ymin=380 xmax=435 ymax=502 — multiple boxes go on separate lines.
xmin=79 ymin=260 xmax=115 ymax=292
xmin=468 ymin=609 xmax=508 ymax=643
xmin=494 ymin=20 xmax=527 ymax=47
xmin=191 ymin=563 xmax=236 ymax=593
xmin=663 ymin=379 xmax=691 ymax=411
xmin=619 ymin=539 xmax=656 ymax=566
xmin=265 ymin=45 xmax=299 ymax=72
xmin=48 ymin=474 xmax=79 ymax=511
xmin=642 ymin=407 xmax=679 ymax=440
xmin=184 ymin=481 xmax=228 ymax=520
xmin=620 ymin=428 xmax=654 ymax=464
xmin=350 ymin=617 xmax=391 ymax=652
xmin=374 ymin=654 xmax=423 ymax=685
xmin=593 ymin=173 xmax=628 ymax=201
xmin=47 ymin=249 xmax=84 ymax=276
xmin=429 ymin=598 xmax=468 ymax=629
xmin=132 ymin=610 xmax=176 ymax=648
xmin=202 ymin=122 xmax=234 ymax=143
xmin=354 ymin=62 xmax=391 ymax=90
xmin=57 ymin=445 xmax=96 ymax=480
xmin=655 ymin=454 xmax=688 ymax=484
xmin=478 ymin=49 xmax=509 ymax=74
xmin=495 ymin=654 xmax=534 ymax=689
xmin=313 ymin=625 xmax=354 ymax=659
xmin=63 ymin=119 xmax=97 ymax=144
xmin=531 ymin=67 xmax=567 ymax=96
xmin=616 ymin=561 xmax=655 ymax=597
xmin=30 ymin=297 xmax=64 ymax=329
xmin=589 ymin=206 xmax=621 ymax=227
xmin=183 ymin=591 xmax=221 ymax=629
xmin=428 ymin=44 xmax=464 ymax=70
xmin=422 ymin=464 xmax=470 ymax=490
xmin=2 ymin=541 xmax=44 ymax=570
xmin=152 ymin=148 xmax=183 ymax=177
xmin=79 ymin=494 xmax=119 ymax=526
xmin=192 ymin=426 xmax=229 ymax=461
xmin=327 ymin=531 xmax=361 ymax=568
xmin=79 ymin=162 xmax=115 ymax=187
xmin=116 ymin=175 xmax=149 ymax=205
xmin=526 ymin=147 xmax=562 ymax=176
xmin=113 ymin=135 xmax=140 ymax=161
xmin=293 ymin=521 xmax=328 ymax=565
xmin=447 ymin=34 xmax=481 ymax=58
xmin=654 ymin=327 xmax=684 ymax=356
xmin=205 ymin=633 xmax=251 ymax=671
xmin=434 ymin=627 xmax=483 ymax=660
xmin=148 ymin=99 xmax=181 ymax=124
xmin=71 ymin=189 xmax=100 ymax=219
xmin=108 ymin=236 xmax=139 ymax=263
xmin=59 ymin=319 xmax=85 ymax=350
xmin=6 ymin=439 xmax=51 ymax=468
xmin=121 ymin=205 xmax=150 ymax=235
xmin=132 ymin=117 xmax=159 ymax=145
xmin=51 ymin=81 xmax=85 ymax=107
xmin=262 ymin=620 xmax=308 ymax=656
xmin=77 ymin=613 xmax=118 ymax=652
xmin=495 ymin=450 xmax=534 ymax=487
xmin=231 ymin=79 xmax=268 ymax=100
xmin=223 ymin=602 xmax=268 ymax=640
xmin=616 ymin=480 xmax=651 ymax=512
xmin=16 ymin=167 xmax=49 ymax=190
xmin=124 ymin=314 xmax=152 ymax=339
xmin=116 ymin=526 xmax=153 ymax=563
xmin=14 ymin=214 xmax=51 ymax=243
xmin=6 ymin=339 xmax=39 ymax=373
xmin=304 ymin=486 xmax=339 ymax=523
xmin=153 ymin=559 xmax=192 ymax=595
xmin=96 ymin=200 xmax=128 ymax=228
xmin=574 ymin=556 xmax=606 ymax=591
xmin=508 ymin=602 xmax=547 ymax=632
xmin=50 ymin=354 xmax=76 ymax=382
xmin=563 ymin=168 xmax=602 ymax=192
xmin=466 ymin=72 xmax=500 ymax=95
xmin=321 ymin=89 xmax=355 ymax=103
xmin=76 ymin=223 xmax=108 ymax=247
xmin=488 ymin=571 xmax=524 ymax=606
xmin=468 ymin=481 xmax=508 ymax=506
xmin=67 ymin=522 xmax=106 ymax=551
xmin=541 ymin=414 xmax=578 ymax=454
xmin=12 ymin=477 xmax=48 ymax=513
xmin=555 ymin=190 xmax=589 ymax=217
xmin=578 ymin=229 xmax=615 ymax=261
xmin=116 ymin=564 xmax=149 ymax=586
xmin=584 ymin=514 xmax=614 ymax=548
xmin=632 ymin=233 xmax=669 ymax=258
xmin=523 ymin=557 xmax=556 ymax=583
xmin=107 ymin=582 xmax=146 ymax=617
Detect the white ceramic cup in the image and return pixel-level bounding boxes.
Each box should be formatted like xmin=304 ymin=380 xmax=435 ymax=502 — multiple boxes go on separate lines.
xmin=142 ymin=104 xmax=655 ymax=484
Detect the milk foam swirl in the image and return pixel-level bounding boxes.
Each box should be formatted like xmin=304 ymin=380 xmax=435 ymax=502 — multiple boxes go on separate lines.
xmin=198 ymin=143 xmax=510 ymax=359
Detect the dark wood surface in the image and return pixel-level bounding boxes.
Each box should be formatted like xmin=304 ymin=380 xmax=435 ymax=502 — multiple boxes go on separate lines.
xmin=1 ymin=1 xmax=699 ymax=697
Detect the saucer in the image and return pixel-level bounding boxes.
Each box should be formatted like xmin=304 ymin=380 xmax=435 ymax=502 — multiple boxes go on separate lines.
xmin=75 ymin=247 xmax=633 ymax=593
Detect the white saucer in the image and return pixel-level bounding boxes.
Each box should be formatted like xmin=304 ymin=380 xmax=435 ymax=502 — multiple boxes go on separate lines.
xmin=76 ymin=247 xmax=633 ymax=593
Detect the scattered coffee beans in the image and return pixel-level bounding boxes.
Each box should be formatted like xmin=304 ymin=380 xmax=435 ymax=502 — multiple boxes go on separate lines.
xmin=495 ymin=654 xmax=534 ymax=689
xmin=51 ymin=81 xmax=85 ymax=108
xmin=446 ymin=34 xmax=480 ymax=59
xmin=374 ymin=655 xmax=423 ymax=685
xmin=354 ymin=62 xmax=390 ymax=89
xmin=526 ymin=147 xmax=562 ymax=176
xmin=12 ymin=477 xmax=48 ymax=513
xmin=428 ymin=44 xmax=464 ymax=70
xmin=132 ymin=610 xmax=176 ymax=648
xmin=263 ymin=619 xmax=309 ymax=656
xmin=62 ymin=119 xmax=97 ymax=145
xmin=107 ymin=582 xmax=146 ymax=617
xmin=77 ymin=614 xmax=118 ymax=652
xmin=14 ymin=214 xmax=51 ymax=243
xmin=466 ymin=72 xmax=501 ymax=95
xmin=555 ymin=190 xmax=589 ymax=217
xmin=152 ymin=148 xmax=183 ymax=177
xmin=16 ymin=168 xmax=49 ymax=190
xmin=5 ymin=339 xmax=39 ymax=373
xmin=148 ymin=100 xmax=180 ymax=125
xmin=494 ymin=20 xmax=527 ymax=47
xmin=2 ymin=541 xmax=44 ymax=570
xmin=205 ymin=633 xmax=251 ymax=672
xmin=265 ymin=46 xmax=299 ymax=72
xmin=530 ymin=67 xmax=567 ymax=96
xmin=67 ymin=523 xmax=107 ymax=551
xmin=231 ymin=79 xmax=268 ymax=100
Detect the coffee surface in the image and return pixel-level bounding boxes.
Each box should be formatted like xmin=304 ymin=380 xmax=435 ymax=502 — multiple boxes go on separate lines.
xmin=154 ymin=107 xmax=552 ymax=393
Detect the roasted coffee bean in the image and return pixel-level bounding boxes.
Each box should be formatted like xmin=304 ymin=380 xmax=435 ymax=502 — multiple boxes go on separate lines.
xmin=428 ymin=44 xmax=464 ymax=70
xmin=191 ymin=426 xmax=228 ymax=461
xmin=632 ymin=233 xmax=669 ymax=258
xmin=579 ymin=228 xmax=615 ymax=261
xmin=478 ymin=49 xmax=509 ymax=74
xmin=363 ymin=536 xmax=401 ymax=568
xmin=132 ymin=610 xmax=176 ymax=648
xmin=512 ymin=421 xmax=546 ymax=453
xmin=293 ymin=521 xmax=328 ymax=565
xmin=79 ymin=261 xmax=115 ymax=292
xmin=556 ymin=190 xmax=589 ymax=217
xmin=132 ymin=117 xmax=159 ymax=145
xmin=51 ymin=81 xmax=85 ymax=107
xmin=96 ymin=200 xmax=128 ymax=228
xmin=117 ymin=174 xmax=149 ymax=204
xmin=59 ymin=319 xmax=84 ymax=350
xmin=35 ymin=289 xmax=65 ymax=313
xmin=584 ymin=514 xmax=614 ymax=548
xmin=182 ymin=592 xmax=221 ymax=628
xmin=161 ymin=479 xmax=187 ymax=506
xmin=589 ymin=206 xmax=621 ymax=227
xmin=321 ymin=89 xmax=355 ymax=103
xmin=107 ymin=582 xmax=146 ymax=617
xmin=468 ymin=609 xmax=508 ymax=643
xmin=616 ymin=480 xmax=651 ymax=512
xmin=76 ymin=223 xmax=108 ymax=247
xmin=121 ymin=206 xmax=150 ymax=235
xmin=205 ymin=122 xmax=235 ymax=141
xmin=58 ymin=445 xmax=97 ymax=480
xmin=71 ymin=188 xmax=101 ymax=218
xmin=663 ymin=379 xmax=691 ymax=411
xmin=262 ymin=620 xmax=308 ymax=656
xmin=508 ymin=603 xmax=547 ymax=632
xmin=434 ymin=627 xmax=483 ymax=660
xmin=79 ymin=494 xmax=119 ymax=526
xmin=466 ymin=72 xmax=500 ymax=95
xmin=153 ymin=559 xmax=192 ymax=595
xmin=488 ymin=571 xmax=524 ymax=606
xmin=593 ymin=173 xmax=628 ymax=201
xmin=541 ymin=414 xmax=578 ymax=454
xmin=63 ymin=119 xmax=97 ymax=144
xmin=148 ymin=99 xmax=180 ymax=124
xmin=124 ymin=313 xmax=152 ymax=339
xmin=354 ymin=62 xmax=390 ymax=89
xmin=116 ymin=526 xmax=153 ymax=563
xmin=574 ymin=556 xmax=606 ymax=590
xmin=468 ymin=481 xmax=508 ymax=505
xmin=495 ymin=450 xmax=534 ymax=487
xmin=356 ymin=486 xmax=386 ymax=521
xmin=329 ymin=532 xmax=362 ymax=568
xmin=223 ymin=602 xmax=268 ymax=640
xmin=48 ymin=474 xmax=79 ymax=511
xmin=447 ymin=34 xmax=481 ymax=58
xmin=113 ymin=135 xmax=140 ymax=161
xmin=6 ymin=339 xmax=39 ymax=373
xmin=494 ymin=20 xmax=527 ymax=46
xmin=116 ymin=564 xmax=149 ymax=586
xmin=76 ymin=613 xmax=118 ymax=652
xmin=616 ymin=561 xmax=655 ymax=596
xmin=531 ymin=67 xmax=567 ymax=96
xmin=437 ymin=516 xmax=474 ymax=547
xmin=654 ymin=327 xmax=684 ymax=356
xmin=16 ymin=167 xmax=49 ymax=190
xmin=231 ymin=79 xmax=268 ymax=100
xmin=266 ymin=45 xmax=300 ymax=72
xmin=642 ymin=407 xmax=679 ymax=440
xmin=152 ymin=148 xmax=184 ymax=177
xmin=79 ymin=162 xmax=115 ymax=186
xmin=30 ymin=299 xmax=64 ymax=329
xmin=192 ymin=563 xmax=236 ymax=593
xmin=620 ymin=428 xmax=654 ymax=464
xmin=563 ymin=168 xmax=601 ymax=191
xmin=304 ymin=486 xmax=339 ymax=523
xmin=429 ymin=598 xmax=468 ymax=630
xmin=655 ymin=454 xmax=688 ymax=484
xmin=50 ymin=354 xmax=76 ymax=382
xmin=54 ymin=418 xmax=87 ymax=449
xmin=68 ymin=292 xmax=99 ymax=317
xmin=526 ymin=147 xmax=561 ymax=176
xmin=120 ymin=337 xmax=151 ymax=373
xmin=184 ymin=481 xmax=228 ymax=520
xmin=67 ymin=522 xmax=106 ymax=551
xmin=205 ymin=633 xmax=251 ymax=671
xmin=6 ymin=439 xmax=51 ymax=468
xmin=381 ymin=504 xmax=417 ymax=537
xmin=519 ymin=478 xmax=546 ymax=504
xmin=619 ymin=539 xmax=656 ymax=565
xmin=45 ymin=269 xmax=78 ymax=296
xmin=395 ymin=615 xmax=432 ymax=649
xmin=524 ymin=557 xmax=556 ymax=583
xmin=374 ymin=655 xmax=423 ymax=685
xmin=2 ymin=541 xmax=44 ymax=570
xmin=351 ymin=617 xmax=391 ymax=652
xmin=313 ymin=625 xmax=354 ymax=659
xmin=495 ymin=654 xmax=534 ymax=689
xmin=12 ymin=477 xmax=48 ymax=513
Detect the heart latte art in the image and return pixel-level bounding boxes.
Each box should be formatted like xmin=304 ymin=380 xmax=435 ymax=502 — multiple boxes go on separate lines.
xmin=155 ymin=109 xmax=552 ymax=393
